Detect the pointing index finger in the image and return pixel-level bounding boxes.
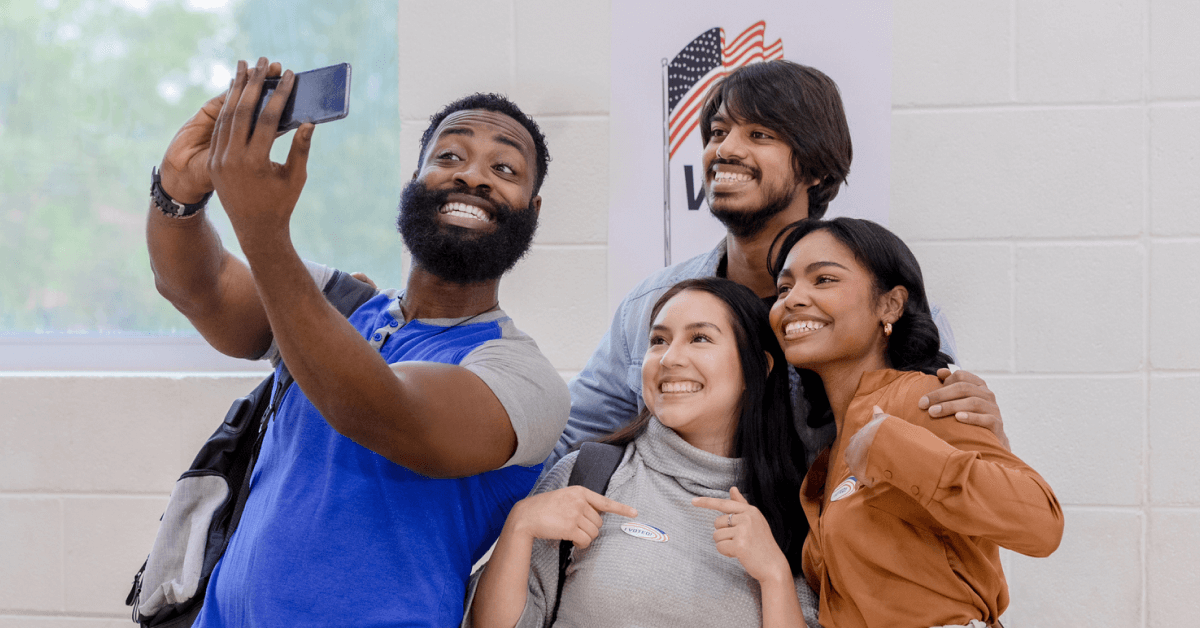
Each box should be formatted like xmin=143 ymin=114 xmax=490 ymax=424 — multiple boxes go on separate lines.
xmin=691 ymin=496 xmax=745 ymax=514
xmin=584 ymin=491 xmax=637 ymax=519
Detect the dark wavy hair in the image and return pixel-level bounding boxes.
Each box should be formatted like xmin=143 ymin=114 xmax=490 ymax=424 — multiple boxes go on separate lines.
xmin=699 ymin=60 xmax=852 ymax=219
xmin=768 ymin=218 xmax=951 ymax=427
xmin=417 ymin=92 xmax=551 ymax=195
xmin=602 ymin=277 xmax=808 ymax=573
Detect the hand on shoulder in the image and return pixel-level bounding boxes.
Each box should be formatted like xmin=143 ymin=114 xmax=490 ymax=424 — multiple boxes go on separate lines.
xmin=919 ymin=368 xmax=1010 ymax=451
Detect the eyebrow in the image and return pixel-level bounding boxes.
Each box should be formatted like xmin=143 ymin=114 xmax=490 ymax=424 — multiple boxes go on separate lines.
xmin=806 ymin=261 xmax=849 ymax=273
xmin=440 ymin=126 xmax=525 ymax=153
xmin=650 ymin=321 xmax=723 ymax=334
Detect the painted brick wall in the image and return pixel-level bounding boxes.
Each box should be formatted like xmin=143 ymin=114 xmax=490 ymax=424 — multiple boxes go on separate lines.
xmin=893 ymin=1 xmax=1200 ymax=626
xmin=1 ymin=1 xmax=1196 ymax=625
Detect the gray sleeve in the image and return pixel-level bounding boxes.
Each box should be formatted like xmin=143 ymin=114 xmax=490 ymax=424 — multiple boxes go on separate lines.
xmin=795 ymin=576 xmax=821 ymax=628
xmin=461 ymin=324 xmax=571 ymax=468
xmin=260 ymin=260 xmax=336 ymax=365
xmin=461 ymin=452 xmax=579 ymax=628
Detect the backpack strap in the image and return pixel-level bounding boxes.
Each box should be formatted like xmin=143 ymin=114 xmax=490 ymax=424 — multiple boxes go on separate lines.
xmin=548 ymin=442 xmax=625 ymax=626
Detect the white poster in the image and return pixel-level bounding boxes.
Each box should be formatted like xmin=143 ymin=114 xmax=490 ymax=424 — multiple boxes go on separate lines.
xmin=609 ymin=1 xmax=893 ymax=313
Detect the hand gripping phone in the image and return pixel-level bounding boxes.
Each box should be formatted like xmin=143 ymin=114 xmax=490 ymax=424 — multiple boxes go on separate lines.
xmin=250 ymin=62 xmax=352 ymax=134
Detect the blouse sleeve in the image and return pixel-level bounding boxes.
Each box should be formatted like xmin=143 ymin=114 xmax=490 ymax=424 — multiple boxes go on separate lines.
xmin=864 ymin=379 xmax=1064 ymax=557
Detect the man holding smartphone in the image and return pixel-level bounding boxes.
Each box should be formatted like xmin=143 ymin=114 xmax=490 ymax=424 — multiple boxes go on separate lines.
xmin=147 ymin=57 xmax=568 ymax=627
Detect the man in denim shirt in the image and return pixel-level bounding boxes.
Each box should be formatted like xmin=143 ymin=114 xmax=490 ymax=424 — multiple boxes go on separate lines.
xmin=550 ymin=61 xmax=1009 ymax=470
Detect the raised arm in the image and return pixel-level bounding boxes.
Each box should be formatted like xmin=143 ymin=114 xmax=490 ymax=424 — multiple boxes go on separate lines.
xmin=206 ymin=58 xmax=565 ymax=478
xmin=146 ymin=64 xmax=281 ymax=359
xmin=847 ymin=398 xmax=1063 ymax=557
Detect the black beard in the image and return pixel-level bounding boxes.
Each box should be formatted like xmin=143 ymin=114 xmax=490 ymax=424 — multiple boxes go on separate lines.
xmin=705 ymin=161 xmax=798 ymax=239
xmin=395 ymin=181 xmax=538 ymax=284
xmin=708 ymin=192 xmax=794 ymax=239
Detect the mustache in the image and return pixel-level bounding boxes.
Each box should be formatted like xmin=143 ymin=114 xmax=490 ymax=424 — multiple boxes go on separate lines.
xmin=709 ymin=157 xmax=760 ymax=178
xmin=422 ymin=185 xmax=517 ymax=221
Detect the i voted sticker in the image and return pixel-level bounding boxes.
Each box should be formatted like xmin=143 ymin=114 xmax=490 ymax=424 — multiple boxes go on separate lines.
xmin=830 ymin=476 xmax=858 ymax=502
xmin=621 ymin=522 xmax=669 ymax=543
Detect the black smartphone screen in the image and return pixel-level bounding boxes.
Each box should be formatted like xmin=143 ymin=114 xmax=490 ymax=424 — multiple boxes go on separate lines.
xmin=250 ymin=63 xmax=351 ymax=134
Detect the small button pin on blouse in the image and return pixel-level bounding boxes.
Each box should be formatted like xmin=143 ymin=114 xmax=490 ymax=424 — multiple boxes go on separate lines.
xmin=911 ymin=486 xmax=920 ymax=496
xmin=883 ymin=470 xmax=892 ymax=480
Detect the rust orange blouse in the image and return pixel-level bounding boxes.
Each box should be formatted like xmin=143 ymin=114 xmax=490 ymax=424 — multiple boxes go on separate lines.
xmin=800 ymin=370 xmax=1063 ymax=628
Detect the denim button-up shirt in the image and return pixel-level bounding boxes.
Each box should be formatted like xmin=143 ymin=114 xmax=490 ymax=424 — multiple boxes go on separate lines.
xmin=547 ymin=239 xmax=958 ymax=471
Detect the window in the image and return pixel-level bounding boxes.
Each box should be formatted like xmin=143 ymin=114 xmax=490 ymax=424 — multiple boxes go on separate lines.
xmin=1 ymin=0 xmax=401 ymax=369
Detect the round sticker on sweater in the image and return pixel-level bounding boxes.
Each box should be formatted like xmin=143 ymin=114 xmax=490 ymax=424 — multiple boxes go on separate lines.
xmin=830 ymin=476 xmax=858 ymax=502
xmin=621 ymin=522 xmax=669 ymax=543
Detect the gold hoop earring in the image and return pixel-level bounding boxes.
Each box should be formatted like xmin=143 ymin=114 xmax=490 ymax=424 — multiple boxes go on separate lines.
xmin=883 ymin=322 xmax=893 ymax=337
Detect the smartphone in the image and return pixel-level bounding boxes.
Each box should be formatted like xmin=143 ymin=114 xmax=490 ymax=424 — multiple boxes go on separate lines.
xmin=250 ymin=62 xmax=352 ymax=134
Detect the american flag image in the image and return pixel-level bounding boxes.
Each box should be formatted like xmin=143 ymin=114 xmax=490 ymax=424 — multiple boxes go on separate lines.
xmin=665 ymin=21 xmax=784 ymax=159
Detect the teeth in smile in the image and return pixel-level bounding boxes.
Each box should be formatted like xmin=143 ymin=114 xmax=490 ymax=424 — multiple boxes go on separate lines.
xmin=439 ymin=202 xmax=491 ymax=223
xmin=661 ymin=381 xmax=703 ymax=393
xmin=713 ymin=171 xmax=752 ymax=183
xmin=785 ymin=320 xmax=826 ymax=336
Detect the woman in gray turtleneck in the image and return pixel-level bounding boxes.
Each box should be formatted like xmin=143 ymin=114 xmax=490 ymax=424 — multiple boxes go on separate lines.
xmin=466 ymin=278 xmax=818 ymax=628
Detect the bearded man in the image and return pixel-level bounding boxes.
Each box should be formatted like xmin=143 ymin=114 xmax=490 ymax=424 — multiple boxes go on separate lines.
xmin=146 ymin=57 xmax=568 ymax=627
xmin=553 ymin=60 xmax=1010 ymax=470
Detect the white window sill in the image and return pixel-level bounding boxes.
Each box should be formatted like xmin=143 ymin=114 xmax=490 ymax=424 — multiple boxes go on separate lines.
xmin=0 ymin=334 xmax=271 ymax=372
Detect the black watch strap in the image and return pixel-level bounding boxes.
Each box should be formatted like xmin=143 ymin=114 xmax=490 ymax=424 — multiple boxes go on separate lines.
xmin=151 ymin=167 xmax=212 ymax=218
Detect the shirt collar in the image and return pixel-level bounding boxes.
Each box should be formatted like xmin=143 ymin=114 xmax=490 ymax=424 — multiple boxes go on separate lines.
xmin=852 ymin=368 xmax=905 ymax=397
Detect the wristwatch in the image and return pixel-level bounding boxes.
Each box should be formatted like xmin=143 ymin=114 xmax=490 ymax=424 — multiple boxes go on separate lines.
xmin=151 ymin=167 xmax=212 ymax=218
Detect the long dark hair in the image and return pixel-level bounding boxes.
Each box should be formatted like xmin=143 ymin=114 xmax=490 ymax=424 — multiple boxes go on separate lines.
xmin=602 ymin=278 xmax=808 ymax=573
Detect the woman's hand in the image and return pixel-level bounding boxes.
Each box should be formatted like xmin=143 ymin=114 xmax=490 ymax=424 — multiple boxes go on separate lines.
xmin=844 ymin=405 xmax=891 ymax=488
xmin=693 ymin=487 xmax=791 ymax=585
xmin=509 ymin=486 xmax=637 ymax=549
xmin=471 ymin=487 xmax=634 ymax=628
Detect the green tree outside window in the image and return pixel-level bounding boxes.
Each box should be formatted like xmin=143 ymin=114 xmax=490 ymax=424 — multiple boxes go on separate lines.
xmin=0 ymin=0 xmax=402 ymax=334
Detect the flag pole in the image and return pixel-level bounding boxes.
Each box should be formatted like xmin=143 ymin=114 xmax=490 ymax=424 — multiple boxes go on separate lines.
xmin=661 ymin=57 xmax=671 ymax=267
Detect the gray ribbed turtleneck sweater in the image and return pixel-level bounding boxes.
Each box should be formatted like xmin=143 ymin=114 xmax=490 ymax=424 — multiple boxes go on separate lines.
xmin=466 ymin=418 xmax=819 ymax=628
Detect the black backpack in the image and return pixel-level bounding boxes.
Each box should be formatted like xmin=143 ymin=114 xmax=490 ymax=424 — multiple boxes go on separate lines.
xmin=125 ymin=270 xmax=377 ymax=627
xmin=547 ymin=442 xmax=626 ymax=626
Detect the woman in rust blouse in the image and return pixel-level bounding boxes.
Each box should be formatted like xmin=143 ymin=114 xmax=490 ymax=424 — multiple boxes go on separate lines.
xmin=767 ymin=217 xmax=1063 ymax=628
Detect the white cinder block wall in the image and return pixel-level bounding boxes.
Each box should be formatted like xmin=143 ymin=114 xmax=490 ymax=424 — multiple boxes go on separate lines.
xmin=1 ymin=1 xmax=1196 ymax=626
xmin=893 ymin=1 xmax=1200 ymax=625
